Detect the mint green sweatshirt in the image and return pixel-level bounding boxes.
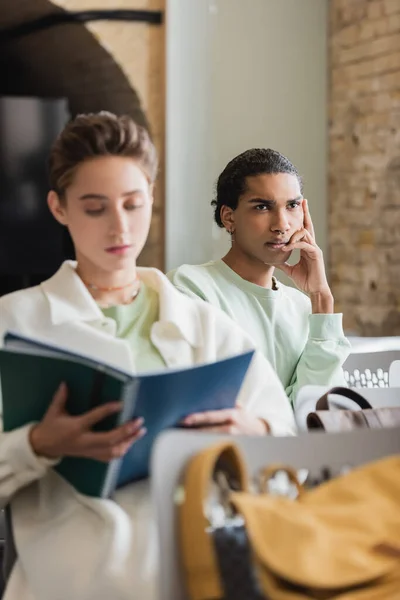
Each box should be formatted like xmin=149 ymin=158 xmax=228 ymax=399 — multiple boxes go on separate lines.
xmin=168 ymin=260 xmax=351 ymax=403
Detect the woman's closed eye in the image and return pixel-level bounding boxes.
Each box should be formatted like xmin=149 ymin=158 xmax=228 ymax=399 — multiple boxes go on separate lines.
xmin=124 ymin=203 xmax=144 ymax=211
xmin=85 ymin=203 xmax=143 ymax=216
xmin=85 ymin=206 xmax=104 ymax=216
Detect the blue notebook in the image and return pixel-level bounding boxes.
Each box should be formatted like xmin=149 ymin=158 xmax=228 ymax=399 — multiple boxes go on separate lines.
xmin=0 ymin=331 xmax=254 ymax=496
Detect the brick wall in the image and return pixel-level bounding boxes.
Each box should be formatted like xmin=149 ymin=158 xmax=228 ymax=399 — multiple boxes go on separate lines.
xmin=329 ymin=0 xmax=400 ymax=335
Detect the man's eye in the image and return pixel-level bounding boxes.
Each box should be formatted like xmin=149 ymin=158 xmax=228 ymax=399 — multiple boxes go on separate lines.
xmin=255 ymin=204 xmax=269 ymax=211
xmin=288 ymin=202 xmax=301 ymax=210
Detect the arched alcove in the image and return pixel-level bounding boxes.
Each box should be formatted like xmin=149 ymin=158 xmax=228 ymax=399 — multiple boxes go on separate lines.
xmin=0 ymin=0 xmax=164 ymax=293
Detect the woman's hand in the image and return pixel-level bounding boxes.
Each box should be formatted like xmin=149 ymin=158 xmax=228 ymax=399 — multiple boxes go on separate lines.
xmin=181 ymin=407 xmax=269 ymax=435
xmin=276 ymin=199 xmax=334 ymax=313
xmin=29 ymin=382 xmax=146 ymax=462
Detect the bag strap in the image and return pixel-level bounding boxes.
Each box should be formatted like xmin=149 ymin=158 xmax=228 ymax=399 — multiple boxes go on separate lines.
xmin=178 ymin=442 xmax=249 ymax=600
xmin=307 ymin=409 xmax=371 ymax=431
xmin=316 ymin=386 xmax=373 ymax=411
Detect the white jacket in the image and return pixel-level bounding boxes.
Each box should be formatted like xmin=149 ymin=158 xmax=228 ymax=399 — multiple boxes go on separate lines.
xmin=0 ymin=261 xmax=296 ymax=600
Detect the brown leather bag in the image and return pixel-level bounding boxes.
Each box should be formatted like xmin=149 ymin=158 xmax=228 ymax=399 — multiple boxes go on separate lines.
xmin=307 ymin=387 xmax=400 ymax=432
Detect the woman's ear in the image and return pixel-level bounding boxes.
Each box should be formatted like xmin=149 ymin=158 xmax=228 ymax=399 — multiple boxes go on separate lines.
xmin=47 ymin=190 xmax=68 ymax=226
xmin=149 ymin=183 xmax=155 ymax=206
xmin=220 ymin=205 xmax=236 ymax=234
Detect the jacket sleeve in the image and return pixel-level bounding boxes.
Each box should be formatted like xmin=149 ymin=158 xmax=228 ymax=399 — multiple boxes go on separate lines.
xmin=285 ymin=313 xmax=351 ymax=405
xmin=237 ymin=350 xmax=297 ymax=436
xmin=0 ymin=425 xmax=59 ymax=508
xmin=0 ymin=303 xmax=57 ymax=507
xmin=209 ymin=307 xmax=297 ymax=436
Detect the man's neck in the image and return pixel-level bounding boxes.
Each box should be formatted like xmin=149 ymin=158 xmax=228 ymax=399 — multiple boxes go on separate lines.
xmin=222 ymin=248 xmax=275 ymax=288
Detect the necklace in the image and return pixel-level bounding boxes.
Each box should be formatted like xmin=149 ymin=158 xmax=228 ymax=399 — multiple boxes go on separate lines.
xmin=81 ymin=277 xmax=139 ymax=293
xmin=81 ymin=276 xmax=141 ymax=307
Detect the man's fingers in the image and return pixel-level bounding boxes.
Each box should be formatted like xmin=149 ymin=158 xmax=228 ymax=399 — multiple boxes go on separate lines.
xmin=289 ymin=229 xmax=306 ymax=245
xmin=303 ymin=199 xmax=315 ymax=239
xmin=274 ymin=262 xmax=293 ymax=276
xmin=46 ymin=382 xmax=69 ymax=417
xmin=79 ymin=401 xmax=123 ymax=429
xmin=285 ymin=241 xmax=317 ymax=256
xmin=301 ymin=229 xmax=315 ymax=244
xmin=289 ymin=228 xmax=313 ymax=246
xmin=181 ymin=409 xmax=236 ymax=427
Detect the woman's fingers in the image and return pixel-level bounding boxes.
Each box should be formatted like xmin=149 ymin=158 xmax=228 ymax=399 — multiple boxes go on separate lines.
xmin=86 ymin=417 xmax=145 ymax=447
xmin=88 ymin=429 xmax=147 ymax=462
xmin=31 ymin=392 xmax=146 ymax=461
xmin=46 ymin=382 xmax=69 ymax=417
xmin=79 ymin=401 xmax=124 ymax=429
xmin=182 ymin=409 xmax=236 ymax=427
xmin=193 ymin=424 xmax=239 ymax=434
xmin=110 ymin=429 xmax=146 ymax=457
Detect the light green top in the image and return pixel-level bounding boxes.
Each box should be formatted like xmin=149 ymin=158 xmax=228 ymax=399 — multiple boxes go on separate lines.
xmin=168 ymin=260 xmax=351 ymax=402
xmin=101 ymin=283 xmax=166 ymax=372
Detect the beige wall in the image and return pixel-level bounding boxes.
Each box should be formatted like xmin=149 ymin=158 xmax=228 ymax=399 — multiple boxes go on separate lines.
xmin=210 ymin=0 xmax=329 ymax=273
xmin=166 ymin=0 xmax=329 ymax=277
xmin=329 ymin=0 xmax=400 ymax=334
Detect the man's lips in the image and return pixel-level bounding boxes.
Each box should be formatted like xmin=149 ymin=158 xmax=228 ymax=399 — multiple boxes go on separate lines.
xmin=265 ymin=240 xmax=289 ymax=249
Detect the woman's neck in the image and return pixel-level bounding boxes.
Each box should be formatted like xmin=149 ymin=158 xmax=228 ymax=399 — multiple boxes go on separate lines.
xmin=222 ymin=247 xmax=275 ymax=289
xmin=76 ymin=259 xmax=139 ymax=307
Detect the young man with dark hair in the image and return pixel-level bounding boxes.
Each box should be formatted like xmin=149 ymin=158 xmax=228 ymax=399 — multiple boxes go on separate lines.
xmin=168 ymin=148 xmax=350 ymax=402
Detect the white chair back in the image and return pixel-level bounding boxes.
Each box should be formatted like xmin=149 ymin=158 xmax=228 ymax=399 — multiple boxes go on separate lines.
xmin=389 ymin=361 xmax=400 ymax=387
xmin=348 ymin=337 xmax=400 ymax=353
xmin=151 ymin=428 xmax=400 ymax=600
xmin=343 ymin=350 xmax=400 ymax=388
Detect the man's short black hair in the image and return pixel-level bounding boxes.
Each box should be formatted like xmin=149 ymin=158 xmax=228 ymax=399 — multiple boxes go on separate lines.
xmin=211 ymin=148 xmax=303 ymax=227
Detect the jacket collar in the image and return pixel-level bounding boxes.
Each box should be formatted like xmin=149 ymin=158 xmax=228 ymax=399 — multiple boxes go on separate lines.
xmin=41 ymin=261 xmax=203 ymax=348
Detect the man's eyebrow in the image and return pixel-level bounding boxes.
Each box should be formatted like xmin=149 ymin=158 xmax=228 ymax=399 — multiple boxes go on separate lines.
xmin=247 ymin=198 xmax=276 ymax=205
xmin=247 ymin=195 xmax=302 ymax=204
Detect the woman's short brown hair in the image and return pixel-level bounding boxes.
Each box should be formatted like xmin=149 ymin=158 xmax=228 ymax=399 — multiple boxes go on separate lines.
xmin=48 ymin=111 xmax=158 ymax=197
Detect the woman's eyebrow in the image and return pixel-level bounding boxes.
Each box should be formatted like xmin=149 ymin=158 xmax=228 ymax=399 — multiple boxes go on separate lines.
xmin=79 ymin=190 xmax=142 ymax=201
xmin=79 ymin=193 xmax=109 ymax=201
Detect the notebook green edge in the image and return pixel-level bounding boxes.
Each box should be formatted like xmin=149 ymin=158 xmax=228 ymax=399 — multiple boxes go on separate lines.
xmin=0 ymin=332 xmax=254 ymax=497
xmin=0 ymin=339 xmax=136 ymax=498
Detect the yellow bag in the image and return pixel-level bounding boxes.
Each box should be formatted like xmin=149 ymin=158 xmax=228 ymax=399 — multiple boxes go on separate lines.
xmin=178 ymin=442 xmax=400 ymax=600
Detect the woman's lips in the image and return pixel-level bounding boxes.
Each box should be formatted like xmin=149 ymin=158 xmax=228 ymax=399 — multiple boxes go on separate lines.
xmin=105 ymin=245 xmax=133 ymax=255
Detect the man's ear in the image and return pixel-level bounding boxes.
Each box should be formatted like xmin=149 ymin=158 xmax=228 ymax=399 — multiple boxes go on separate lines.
xmin=220 ymin=205 xmax=236 ymax=234
xmin=47 ymin=190 xmax=68 ymax=226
